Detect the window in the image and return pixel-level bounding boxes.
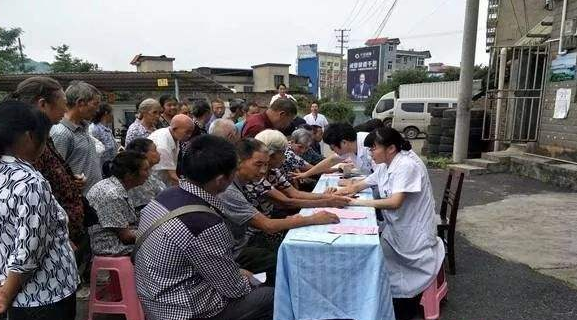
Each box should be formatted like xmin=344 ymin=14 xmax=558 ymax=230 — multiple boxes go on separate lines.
xmin=401 ymin=102 xmax=425 ymax=113
xmin=452 ymin=103 xmax=458 ymax=108
xmin=417 ymin=58 xmax=424 ymax=66
xmin=334 ymin=63 xmax=340 ymax=68
xmin=243 ymin=86 xmax=253 ymax=92
xmin=403 ymin=56 xmax=408 ymax=63
xmin=387 ymin=61 xmax=393 ymax=70
xmin=327 ymin=62 xmax=333 ymax=67
xmin=375 ymin=99 xmax=394 ymax=113
xmin=429 ymin=103 xmax=449 ymax=109
xmin=388 ymin=45 xmax=394 ymax=51
xmin=396 ymin=57 xmax=402 ymax=64
xmin=274 ymin=75 xmax=285 ymax=88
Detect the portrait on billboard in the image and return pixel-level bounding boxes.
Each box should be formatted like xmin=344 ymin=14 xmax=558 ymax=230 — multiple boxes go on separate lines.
xmin=347 ymin=46 xmax=381 ymax=101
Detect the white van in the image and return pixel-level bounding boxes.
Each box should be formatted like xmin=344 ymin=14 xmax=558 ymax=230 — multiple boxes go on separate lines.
xmin=371 ymin=91 xmax=396 ymax=127
xmin=392 ymin=98 xmax=458 ymax=139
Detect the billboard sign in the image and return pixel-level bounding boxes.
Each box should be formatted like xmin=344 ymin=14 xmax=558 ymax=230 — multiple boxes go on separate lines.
xmin=297 ymin=44 xmax=318 ymax=59
xmin=298 ymin=57 xmax=319 ymax=96
xmin=347 ymin=46 xmax=381 ymax=101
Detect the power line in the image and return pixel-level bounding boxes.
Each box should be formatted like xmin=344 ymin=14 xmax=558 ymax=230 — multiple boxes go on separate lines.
xmin=341 ymin=0 xmax=363 ymax=28
xmin=372 ymin=0 xmax=399 ymax=39
xmin=335 ymin=29 xmax=350 ymax=91
xmin=345 ymin=0 xmax=371 ymax=29
xmin=355 ymin=0 xmax=389 ymax=31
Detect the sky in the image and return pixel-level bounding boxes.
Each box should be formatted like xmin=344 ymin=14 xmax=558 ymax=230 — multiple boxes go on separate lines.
xmin=0 ymin=0 xmax=489 ymax=72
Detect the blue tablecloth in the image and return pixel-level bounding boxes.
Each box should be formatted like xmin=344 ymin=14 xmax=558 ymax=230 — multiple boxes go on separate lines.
xmin=274 ymin=174 xmax=395 ymax=320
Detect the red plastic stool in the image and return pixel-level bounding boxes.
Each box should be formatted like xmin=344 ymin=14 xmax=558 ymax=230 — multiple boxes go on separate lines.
xmin=87 ymin=256 xmax=145 ymax=320
xmin=420 ymin=263 xmax=448 ymax=320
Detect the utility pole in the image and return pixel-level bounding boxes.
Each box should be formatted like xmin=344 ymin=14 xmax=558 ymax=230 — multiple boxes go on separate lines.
xmin=453 ymin=0 xmax=479 ymax=163
xmin=17 ymin=37 xmax=25 ymax=73
xmin=335 ymin=29 xmax=350 ymax=100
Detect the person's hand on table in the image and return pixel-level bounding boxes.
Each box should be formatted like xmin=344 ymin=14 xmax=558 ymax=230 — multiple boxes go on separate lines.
xmin=333 ymin=187 xmax=356 ymax=196
xmin=308 ymin=211 xmax=340 ymax=225
xmin=289 ymin=171 xmax=308 ymax=181
xmin=323 ymin=187 xmax=338 ymax=194
xmin=338 ymin=178 xmax=354 ymax=187
xmin=324 ymin=195 xmax=352 ymax=207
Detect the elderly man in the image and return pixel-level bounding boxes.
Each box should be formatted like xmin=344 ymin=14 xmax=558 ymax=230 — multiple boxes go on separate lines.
xmin=209 ymin=118 xmax=239 ymax=143
xmin=50 ymin=80 xmax=102 ymax=195
xmin=241 ymin=98 xmax=297 ymax=138
xmin=148 ymin=114 xmax=195 ymax=186
xmin=206 ymin=98 xmax=226 ymax=129
xmin=134 ymin=135 xmax=274 ymax=320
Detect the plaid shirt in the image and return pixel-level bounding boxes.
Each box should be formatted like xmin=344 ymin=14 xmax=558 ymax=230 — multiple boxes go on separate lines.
xmin=134 ymin=180 xmax=251 ymax=320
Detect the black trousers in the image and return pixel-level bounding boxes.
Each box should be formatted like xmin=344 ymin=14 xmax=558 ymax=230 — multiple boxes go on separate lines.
xmin=7 ymin=293 xmax=76 ymax=320
xmin=236 ymin=245 xmax=277 ymax=286
xmin=393 ymin=294 xmax=422 ymax=320
xmin=205 ymin=286 xmax=274 ymax=320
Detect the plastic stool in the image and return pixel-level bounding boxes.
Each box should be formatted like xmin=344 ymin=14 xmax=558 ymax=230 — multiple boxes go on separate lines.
xmin=420 ymin=263 xmax=448 ymax=320
xmin=87 ymin=256 xmax=145 ymax=320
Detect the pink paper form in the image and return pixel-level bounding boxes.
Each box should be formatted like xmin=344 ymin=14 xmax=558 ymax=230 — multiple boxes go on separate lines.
xmin=328 ymin=225 xmax=379 ymax=235
xmin=314 ymin=208 xmax=367 ymax=220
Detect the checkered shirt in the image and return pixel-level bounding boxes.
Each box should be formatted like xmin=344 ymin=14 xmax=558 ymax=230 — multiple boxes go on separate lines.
xmin=134 ymin=180 xmax=251 ymax=320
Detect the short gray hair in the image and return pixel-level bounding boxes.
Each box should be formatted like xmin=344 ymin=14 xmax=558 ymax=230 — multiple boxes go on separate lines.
xmin=208 ymin=118 xmax=235 ymax=136
xmin=291 ymin=128 xmax=313 ymax=146
xmin=65 ymin=81 xmax=100 ymax=107
xmin=254 ymin=129 xmax=288 ymax=154
xmin=138 ymin=98 xmax=161 ymax=117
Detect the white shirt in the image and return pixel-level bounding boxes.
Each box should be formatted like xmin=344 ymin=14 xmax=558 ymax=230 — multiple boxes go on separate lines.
xmin=148 ymin=128 xmax=179 ymax=177
xmin=338 ymin=132 xmax=375 ymax=175
xmin=364 ymin=150 xmax=444 ymax=298
xmin=303 ymin=113 xmax=329 ymax=129
xmin=269 ymin=93 xmax=296 ymax=106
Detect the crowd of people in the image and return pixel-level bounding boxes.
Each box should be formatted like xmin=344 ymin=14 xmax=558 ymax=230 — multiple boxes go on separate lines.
xmin=0 ymin=76 xmax=443 ymax=320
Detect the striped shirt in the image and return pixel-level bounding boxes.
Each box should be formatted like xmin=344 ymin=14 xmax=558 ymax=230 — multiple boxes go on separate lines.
xmin=50 ymin=118 xmax=102 ymax=195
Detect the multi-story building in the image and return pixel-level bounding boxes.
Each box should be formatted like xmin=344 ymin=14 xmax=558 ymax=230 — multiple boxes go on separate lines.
xmin=363 ymin=38 xmax=431 ymax=82
xmin=317 ymin=51 xmax=347 ymax=99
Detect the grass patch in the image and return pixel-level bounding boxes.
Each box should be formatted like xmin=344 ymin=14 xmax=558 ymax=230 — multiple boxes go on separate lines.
xmin=426 ymin=156 xmax=454 ymax=169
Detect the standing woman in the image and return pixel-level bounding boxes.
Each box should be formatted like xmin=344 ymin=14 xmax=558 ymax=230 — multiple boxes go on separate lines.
xmin=336 ymin=127 xmax=445 ymax=320
xmin=125 ymin=98 xmax=162 ymax=147
xmin=90 ymin=102 xmax=119 ymax=166
xmin=0 ymin=101 xmax=78 ymax=320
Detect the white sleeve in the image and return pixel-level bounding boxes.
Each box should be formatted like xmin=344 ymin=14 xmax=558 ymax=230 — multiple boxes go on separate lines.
xmin=390 ymin=161 xmax=422 ymax=194
xmin=152 ymin=136 xmax=176 ymax=170
xmin=363 ymin=164 xmax=383 ymax=187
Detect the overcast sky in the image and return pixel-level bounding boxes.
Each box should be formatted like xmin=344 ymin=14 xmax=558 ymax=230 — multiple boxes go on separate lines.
xmin=0 ymin=0 xmax=489 ymax=72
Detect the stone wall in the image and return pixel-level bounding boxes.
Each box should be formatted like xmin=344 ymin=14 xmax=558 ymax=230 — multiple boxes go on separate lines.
xmin=538 ymin=0 xmax=577 ymax=162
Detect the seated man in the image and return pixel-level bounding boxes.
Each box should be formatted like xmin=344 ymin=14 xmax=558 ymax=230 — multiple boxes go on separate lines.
xmin=87 ymin=151 xmax=150 ymax=256
xmin=148 ymin=114 xmax=195 ymax=186
xmin=219 ymin=139 xmax=345 ymax=273
xmin=134 ymin=135 xmax=273 ymax=320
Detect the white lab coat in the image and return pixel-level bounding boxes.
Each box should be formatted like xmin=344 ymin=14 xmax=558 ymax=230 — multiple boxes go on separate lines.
xmin=364 ymin=150 xmax=445 ymax=298
xmin=338 ymin=132 xmax=376 ymax=175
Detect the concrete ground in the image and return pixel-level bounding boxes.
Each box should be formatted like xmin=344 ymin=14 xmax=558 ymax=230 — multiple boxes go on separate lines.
xmin=76 ymin=170 xmax=577 ymax=320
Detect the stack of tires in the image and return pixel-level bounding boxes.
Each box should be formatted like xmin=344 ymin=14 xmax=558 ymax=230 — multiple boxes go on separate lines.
xmin=422 ymin=107 xmax=447 ymax=156
xmin=436 ymin=108 xmax=486 ymax=158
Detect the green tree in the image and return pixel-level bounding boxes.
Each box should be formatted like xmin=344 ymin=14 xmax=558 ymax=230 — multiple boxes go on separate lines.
xmin=0 ymin=27 xmax=29 ymax=74
xmin=50 ymin=44 xmax=99 ymax=72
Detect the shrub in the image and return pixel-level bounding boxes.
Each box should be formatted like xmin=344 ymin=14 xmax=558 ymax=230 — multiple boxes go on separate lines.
xmin=320 ymin=101 xmax=355 ymax=124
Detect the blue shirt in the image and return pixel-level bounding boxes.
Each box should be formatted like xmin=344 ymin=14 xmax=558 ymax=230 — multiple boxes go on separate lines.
xmin=90 ymin=123 xmax=118 ymax=164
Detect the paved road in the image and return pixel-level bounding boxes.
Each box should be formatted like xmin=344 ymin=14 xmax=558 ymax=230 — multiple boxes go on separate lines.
xmin=428 ymin=170 xmax=577 ymax=320
xmin=77 ymin=170 xmax=577 ymax=320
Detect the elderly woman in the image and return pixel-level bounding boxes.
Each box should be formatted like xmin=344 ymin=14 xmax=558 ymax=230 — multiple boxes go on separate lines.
xmin=125 ymin=138 xmax=167 ymax=211
xmin=0 ymin=101 xmax=78 ymax=320
xmin=125 ymin=98 xmax=162 ymax=147
xmin=90 ymin=102 xmax=119 ymax=165
xmin=251 ymin=129 xmax=349 ymax=216
xmin=281 ymin=128 xmax=315 ymax=176
xmin=336 ymin=127 xmax=445 ymax=320
xmin=87 ymin=151 xmax=150 ymax=256
xmin=191 ymin=100 xmax=212 ymax=135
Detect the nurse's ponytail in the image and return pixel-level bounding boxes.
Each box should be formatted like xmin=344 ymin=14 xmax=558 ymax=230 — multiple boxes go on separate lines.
xmin=364 ymin=127 xmax=412 ymax=152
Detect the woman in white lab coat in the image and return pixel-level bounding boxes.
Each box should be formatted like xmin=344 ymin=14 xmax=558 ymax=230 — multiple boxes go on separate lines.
xmin=336 ymin=127 xmax=445 ymax=320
